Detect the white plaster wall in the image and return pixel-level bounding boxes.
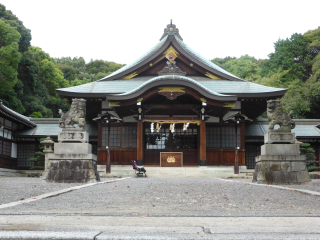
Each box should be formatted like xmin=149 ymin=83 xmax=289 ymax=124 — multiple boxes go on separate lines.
xmin=11 ymin=143 xmax=17 ymax=158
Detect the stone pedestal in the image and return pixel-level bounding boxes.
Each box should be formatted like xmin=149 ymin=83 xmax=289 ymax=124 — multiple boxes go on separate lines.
xmin=253 ymin=134 xmax=311 ymax=185
xmin=44 ymin=129 xmax=100 ymax=183
xmin=264 ymin=132 xmax=295 ymax=144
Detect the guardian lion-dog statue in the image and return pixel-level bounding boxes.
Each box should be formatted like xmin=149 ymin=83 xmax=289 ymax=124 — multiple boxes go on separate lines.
xmin=58 ymin=98 xmax=86 ymax=128
xmin=267 ymin=100 xmax=295 ymax=132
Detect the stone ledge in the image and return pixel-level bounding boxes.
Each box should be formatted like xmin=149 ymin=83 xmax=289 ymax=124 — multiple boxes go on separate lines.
xmin=256 ymin=155 xmax=306 ymax=162
xmin=261 ymin=144 xmax=300 ymax=156
xmin=48 ymin=153 xmax=97 ymax=161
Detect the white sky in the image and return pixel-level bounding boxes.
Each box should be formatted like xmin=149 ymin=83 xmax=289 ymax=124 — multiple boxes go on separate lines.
xmin=1 ymin=0 xmax=320 ymax=65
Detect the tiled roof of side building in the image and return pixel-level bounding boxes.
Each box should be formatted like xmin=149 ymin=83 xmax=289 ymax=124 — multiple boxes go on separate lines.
xmin=0 ymin=100 xmax=36 ymax=127
xmin=97 ymin=36 xmax=168 ymax=81
xmin=174 ymin=36 xmax=244 ymax=81
xmin=245 ymin=119 xmax=320 ymax=137
xmin=56 ymin=76 xmax=286 ymax=95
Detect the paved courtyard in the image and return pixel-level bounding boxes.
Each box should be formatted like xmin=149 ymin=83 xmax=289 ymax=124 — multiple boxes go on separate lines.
xmin=1 ymin=177 xmax=319 ymax=216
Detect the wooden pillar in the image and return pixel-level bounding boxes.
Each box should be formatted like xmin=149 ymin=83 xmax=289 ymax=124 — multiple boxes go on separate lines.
xmin=200 ymin=120 xmax=206 ymax=166
xmin=137 ymin=120 xmax=143 ymax=166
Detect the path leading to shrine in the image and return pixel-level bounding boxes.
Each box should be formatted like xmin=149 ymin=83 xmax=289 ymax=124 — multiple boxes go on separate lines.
xmin=0 ymin=177 xmax=320 ymax=239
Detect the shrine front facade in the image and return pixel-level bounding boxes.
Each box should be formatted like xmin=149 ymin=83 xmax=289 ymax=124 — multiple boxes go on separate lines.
xmin=55 ymin=22 xmax=287 ymax=167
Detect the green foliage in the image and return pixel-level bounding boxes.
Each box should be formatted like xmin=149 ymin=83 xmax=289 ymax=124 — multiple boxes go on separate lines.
xmin=300 ymin=143 xmax=320 ymax=172
xmin=260 ymin=33 xmax=313 ymax=83
xmin=29 ymin=112 xmax=43 ymax=118
xmin=0 ymin=19 xmax=25 ymax=113
xmin=70 ymin=77 xmax=91 ymax=86
xmin=0 ymin=3 xmax=31 ymax=53
xmin=16 ymin=46 xmax=70 ymax=117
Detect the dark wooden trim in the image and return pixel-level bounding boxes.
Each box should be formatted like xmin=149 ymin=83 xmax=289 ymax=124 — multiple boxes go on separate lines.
xmin=137 ymin=120 xmax=143 ymax=162
xmin=200 ymin=120 xmax=206 ymax=161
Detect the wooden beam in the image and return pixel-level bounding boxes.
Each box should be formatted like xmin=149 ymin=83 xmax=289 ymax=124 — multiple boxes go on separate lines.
xmin=143 ymin=117 xmax=201 ymax=121
xmin=137 ymin=120 xmax=143 ymax=165
xmin=144 ymin=104 xmax=199 ymax=109
xmin=200 ymin=120 xmax=206 ymax=165
xmin=176 ymin=55 xmax=208 ymax=75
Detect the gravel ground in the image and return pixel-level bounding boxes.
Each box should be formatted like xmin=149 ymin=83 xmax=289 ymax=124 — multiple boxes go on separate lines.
xmin=228 ymin=179 xmax=320 ymax=192
xmin=0 ymin=177 xmax=86 ymax=205
xmin=1 ymin=178 xmax=320 ymax=215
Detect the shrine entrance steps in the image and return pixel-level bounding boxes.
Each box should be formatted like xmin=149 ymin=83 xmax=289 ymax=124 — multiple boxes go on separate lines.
xmin=97 ymin=165 xmax=250 ymax=178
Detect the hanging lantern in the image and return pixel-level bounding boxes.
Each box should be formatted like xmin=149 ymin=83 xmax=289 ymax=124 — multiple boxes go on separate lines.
xmin=156 ymin=122 xmax=160 ymax=130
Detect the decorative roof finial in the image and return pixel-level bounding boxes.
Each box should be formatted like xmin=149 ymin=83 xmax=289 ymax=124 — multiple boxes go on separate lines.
xmin=160 ymin=21 xmax=183 ymax=41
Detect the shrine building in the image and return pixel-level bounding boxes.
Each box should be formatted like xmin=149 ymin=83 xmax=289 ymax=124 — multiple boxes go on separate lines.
xmin=55 ymin=22 xmax=288 ymax=168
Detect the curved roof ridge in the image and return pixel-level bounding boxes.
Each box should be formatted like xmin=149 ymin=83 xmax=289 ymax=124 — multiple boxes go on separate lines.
xmin=174 ymin=36 xmax=244 ymax=81
xmin=115 ymin=75 xmax=235 ymax=97
xmin=97 ymin=36 xmax=168 ymax=81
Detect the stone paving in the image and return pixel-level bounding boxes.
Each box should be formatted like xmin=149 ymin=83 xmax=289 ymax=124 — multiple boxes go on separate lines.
xmin=0 ymin=177 xmax=86 ymax=205
xmin=0 ymin=177 xmax=320 ymax=215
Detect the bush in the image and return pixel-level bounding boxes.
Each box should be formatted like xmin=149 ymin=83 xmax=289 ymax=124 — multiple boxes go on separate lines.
xmin=300 ymin=143 xmax=320 ymax=172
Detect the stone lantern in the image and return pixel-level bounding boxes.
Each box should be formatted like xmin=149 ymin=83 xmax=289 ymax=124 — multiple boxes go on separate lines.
xmin=40 ymin=135 xmax=54 ymax=173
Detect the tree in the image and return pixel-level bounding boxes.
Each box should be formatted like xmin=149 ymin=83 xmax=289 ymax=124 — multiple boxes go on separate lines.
xmin=300 ymin=143 xmax=320 ymax=172
xmin=0 ymin=3 xmax=31 ymax=53
xmin=0 ymin=19 xmax=24 ymax=113
xmin=16 ymin=46 xmax=69 ymax=117
xmin=260 ymin=33 xmax=313 ymax=83
xmin=224 ymin=55 xmax=261 ymax=80
xmin=211 ymin=56 xmax=236 ymax=70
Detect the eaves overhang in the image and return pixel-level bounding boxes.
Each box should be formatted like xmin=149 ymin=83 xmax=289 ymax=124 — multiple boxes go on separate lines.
xmin=97 ymin=36 xmax=171 ymax=81
xmin=0 ymin=100 xmax=37 ymax=128
xmin=106 ymin=75 xmax=238 ymax=102
xmin=171 ymin=36 xmax=245 ymax=82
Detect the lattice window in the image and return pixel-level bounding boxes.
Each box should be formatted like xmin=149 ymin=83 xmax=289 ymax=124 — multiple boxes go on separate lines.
xmin=221 ymin=126 xmax=240 ymax=148
xmin=17 ymin=144 xmax=35 ymax=168
xmin=245 ymin=144 xmax=261 ymax=169
xmin=102 ymin=125 xmax=137 ymax=147
xmin=91 ymin=143 xmax=97 ymax=155
xmin=0 ymin=139 xmax=2 ymax=154
xmin=206 ymin=126 xmax=220 ymax=147
xmin=121 ymin=126 xmax=137 ymax=147
xmin=145 ymin=128 xmax=170 ymax=149
xmin=173 ymin=128 xmax=197 ymax=149
xmin=2 ymin=140 xmax=11 ymax=156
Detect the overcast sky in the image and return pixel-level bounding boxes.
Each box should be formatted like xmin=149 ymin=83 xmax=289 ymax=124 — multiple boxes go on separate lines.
xmin=1 ymin=0 xmax=319 ymax=65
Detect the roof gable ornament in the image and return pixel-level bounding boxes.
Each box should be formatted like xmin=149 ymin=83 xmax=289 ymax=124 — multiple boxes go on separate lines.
xmin=158 ymin=47 xmax=186 ymax=76
xmin=160 ymin=20 xmax=183 ymax=41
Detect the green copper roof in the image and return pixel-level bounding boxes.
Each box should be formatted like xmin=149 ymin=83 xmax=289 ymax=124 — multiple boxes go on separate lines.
xmin=246 ymin=119 xmax=320 ymax=137
xmin=174 ymin=36 xmax=243 ymax=81
xmin=117 ymin=75 xmax=234 ymax=97
xmin=98 ymin=36 xmax=168 ymax=81
xmin=57 ymin=76 xmax=286 ymax=95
